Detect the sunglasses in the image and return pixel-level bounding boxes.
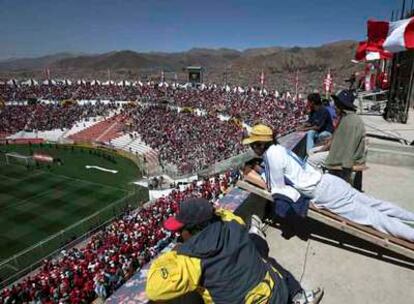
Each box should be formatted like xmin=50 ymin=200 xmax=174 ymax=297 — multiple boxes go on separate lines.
xmin=250 ymin=142 xmax=264 ymax=148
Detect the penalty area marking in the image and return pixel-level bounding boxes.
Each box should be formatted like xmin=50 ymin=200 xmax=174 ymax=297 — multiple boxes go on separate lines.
xmin=85 ymin=165 xmax=118 ymax=174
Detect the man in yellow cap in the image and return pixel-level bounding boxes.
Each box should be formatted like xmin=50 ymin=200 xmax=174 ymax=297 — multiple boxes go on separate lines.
xmin=242 ymin=124 xmax=414 ymax=242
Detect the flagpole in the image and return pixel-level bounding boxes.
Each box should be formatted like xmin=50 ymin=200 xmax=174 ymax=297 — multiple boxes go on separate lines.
xmin=295 ymin=70 xmax=299 ymax=101
xmin=401 ymin=0 xmax=406 ymax=19
xmin=260 ymin=69 xmax=264 ymax=91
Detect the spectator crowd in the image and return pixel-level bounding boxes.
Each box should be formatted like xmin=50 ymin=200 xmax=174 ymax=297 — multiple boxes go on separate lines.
xmin=0 ymin=103 xmax=116 ymax=135
xmin=126 ymin=105 xmax=245 ymax=173
xmin=1 ymin=82 xmax=306 ymax=174
xmin=0 ymin=172 xmax=239 ymax=304
xmin=1 ymin=82 xmax=305 ymax=132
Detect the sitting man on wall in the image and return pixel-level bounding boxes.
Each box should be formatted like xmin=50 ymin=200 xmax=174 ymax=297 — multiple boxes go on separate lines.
xmin=307 ymin=90 xmax=365 ymax=183
xmin=324 ymin=90 xmax=366 ymax=183
xmin=146 ymin=198 xmax=323 ymax=304
xmin=299 ymin=93 xmax=334 ymax=154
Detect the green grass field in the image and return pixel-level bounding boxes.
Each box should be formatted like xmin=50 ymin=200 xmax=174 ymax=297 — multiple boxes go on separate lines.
xmin=0 ymin=144 xmax=144 ymax=265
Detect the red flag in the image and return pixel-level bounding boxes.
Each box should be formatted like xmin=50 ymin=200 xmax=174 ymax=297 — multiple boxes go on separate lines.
xmin=354 ymin=40 xmax=392 ymax=62
xmin=367 ymin=20 xmax=389 ymax=49
xmin=367 ymin=18 xmax=414 ymax=53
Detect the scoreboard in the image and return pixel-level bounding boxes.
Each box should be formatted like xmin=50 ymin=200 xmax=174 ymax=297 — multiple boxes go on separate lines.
xmin=187 ymin=66 xmax=203 ymax=86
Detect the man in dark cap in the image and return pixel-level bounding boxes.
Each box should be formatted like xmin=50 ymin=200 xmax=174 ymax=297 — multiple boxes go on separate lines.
xmin=145 ymin=198 xmax=323 ymax=304
xmin=324 ymin=90 xmax=366 ymax=182
xmin=307 ymin=90 xmax=365 ymax=177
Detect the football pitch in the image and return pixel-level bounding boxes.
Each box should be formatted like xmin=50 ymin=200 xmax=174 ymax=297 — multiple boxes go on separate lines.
xmin=0 ymin=144 xmax=145 ymax=272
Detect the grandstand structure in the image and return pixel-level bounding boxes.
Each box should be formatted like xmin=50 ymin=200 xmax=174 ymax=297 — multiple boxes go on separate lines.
xmin=1 ymin=75 xmax=412 ymax=303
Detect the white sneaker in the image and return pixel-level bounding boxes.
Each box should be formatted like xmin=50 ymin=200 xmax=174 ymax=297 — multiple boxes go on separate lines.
xmin=249 ymin=214 xmax=267 ymax=238
xmin=293 ymin=287 xmax=324 ymax=304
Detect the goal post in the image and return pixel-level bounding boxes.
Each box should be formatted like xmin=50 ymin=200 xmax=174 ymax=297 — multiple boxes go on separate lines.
xmin=5 ymin=152 xmax=33 ymax=167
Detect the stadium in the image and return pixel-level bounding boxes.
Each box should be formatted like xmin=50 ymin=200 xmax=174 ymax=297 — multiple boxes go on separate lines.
xmin=1 ymin=1 xmax=414 ymax=304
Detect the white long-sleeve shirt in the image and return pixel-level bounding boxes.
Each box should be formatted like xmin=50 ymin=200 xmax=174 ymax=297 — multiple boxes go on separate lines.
xmin=262 ymin=144 xmax=322 ymax=199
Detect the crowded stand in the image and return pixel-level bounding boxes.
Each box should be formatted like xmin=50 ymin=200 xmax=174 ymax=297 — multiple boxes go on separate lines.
xmin=0 ymin=103 xmax=116 ymax=135
xmin=0 ymin=82 xmax=305 ymax=132
xmin=0 ymin=83 xmax=139 ymax=102
xmin=0 ymin=172 xmax=239 ymax=304
xmin=165 ymin=88 xmax=306 ymax=132
xmin=126 ymin=105 xmax=246 ymax=173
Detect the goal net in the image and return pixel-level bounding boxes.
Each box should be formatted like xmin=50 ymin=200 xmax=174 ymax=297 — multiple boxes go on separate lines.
xmin=5 ymin=152 xmax=33 ymax=167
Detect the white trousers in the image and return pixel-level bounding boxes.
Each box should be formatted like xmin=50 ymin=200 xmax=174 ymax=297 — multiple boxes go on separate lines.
xmin=307 ymin=146 xmax=329 ymax=170
xmin=312 ymin=174 xmax=414 ymax=241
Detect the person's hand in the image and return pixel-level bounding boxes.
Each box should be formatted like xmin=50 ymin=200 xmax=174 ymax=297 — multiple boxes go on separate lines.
xmin=321 ymin=138 xmax=332 ymax=151
xmin=171 ymin=243 xmax=181 ymax=251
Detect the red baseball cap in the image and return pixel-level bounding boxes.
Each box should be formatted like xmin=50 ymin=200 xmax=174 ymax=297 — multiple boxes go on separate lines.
xmin=163 ymin=217 xmax=185 ymax=232
xmin=163 ymin=198 xmax=214 ymax=232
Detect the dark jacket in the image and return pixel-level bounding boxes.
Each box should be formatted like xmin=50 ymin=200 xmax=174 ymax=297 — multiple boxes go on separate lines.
xmin=178 ymin=212 xmax=288 ymax=304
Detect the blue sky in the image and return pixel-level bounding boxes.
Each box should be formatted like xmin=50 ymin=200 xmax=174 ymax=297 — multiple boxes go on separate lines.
xmin=0 ymin=0 xmax=401 ymax=59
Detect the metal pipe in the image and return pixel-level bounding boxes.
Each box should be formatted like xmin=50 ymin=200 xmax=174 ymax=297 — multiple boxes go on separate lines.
xmin=401 ymin=0 xmax=406 ymax=19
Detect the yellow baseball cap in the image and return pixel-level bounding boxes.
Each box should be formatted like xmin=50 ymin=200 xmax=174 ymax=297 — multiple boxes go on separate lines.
xmin=242 ymin=124 xmax=273 ymax=145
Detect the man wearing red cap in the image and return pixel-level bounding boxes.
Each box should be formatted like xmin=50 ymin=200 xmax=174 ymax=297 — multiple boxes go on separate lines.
xmin=145 ymin=198 xmax=323 ymax=304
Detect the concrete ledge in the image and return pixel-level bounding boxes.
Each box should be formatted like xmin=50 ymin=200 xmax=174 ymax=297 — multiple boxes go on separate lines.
xmin=367 ymin=143 xmax=414 ymax=167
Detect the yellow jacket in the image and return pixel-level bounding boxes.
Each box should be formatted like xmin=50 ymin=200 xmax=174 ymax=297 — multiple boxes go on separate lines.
xmin=146 ymin=209 xmax=287 ymax=304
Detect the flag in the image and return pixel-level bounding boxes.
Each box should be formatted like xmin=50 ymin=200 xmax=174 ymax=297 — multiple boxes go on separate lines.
xmin=377 ymin=71 xmax=389 ymax=90
xmin=260 ymin=70 xmax=265 ymax=87
xmin=368 ymin=18 xmax=414 ymax=53
xmin=323 ymin=70 xmax=333 ymax=94
xmin=355 ymin=41 xmax=392 ymax=61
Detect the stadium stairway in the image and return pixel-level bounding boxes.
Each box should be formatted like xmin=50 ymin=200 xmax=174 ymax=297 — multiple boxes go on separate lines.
xmin=96 ymin=115 xmax=125 ymax=142
xmin=68 ymin=115 xmax=124 ymax=143
xmin=111 ymin=133 xmax=161 ymax=176
xmin=61 ymin=117 xmax=107 ymax=139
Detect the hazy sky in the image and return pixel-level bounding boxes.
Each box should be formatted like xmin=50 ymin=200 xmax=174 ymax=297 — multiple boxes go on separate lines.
xmin=0 ymin=0 xmax=401 ymax=59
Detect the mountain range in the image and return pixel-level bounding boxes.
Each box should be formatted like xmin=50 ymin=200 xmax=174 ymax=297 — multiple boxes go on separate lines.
xmin=0 ymin=41 xmax=360 ymax=91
